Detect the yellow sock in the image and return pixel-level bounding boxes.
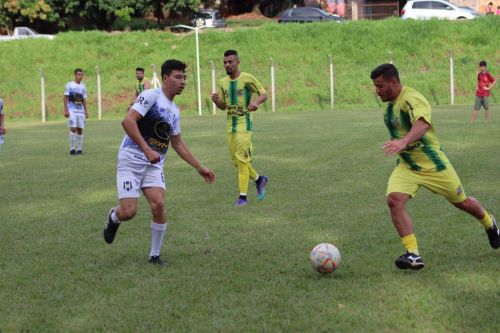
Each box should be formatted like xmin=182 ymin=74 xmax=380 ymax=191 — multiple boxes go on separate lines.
xmin=401 ymin=234 xmax=419 ymax=255
xmin=237 ymin=160 xmax=249 ymax=195
xmin=248 ymin=163 xmax=258 ymax=181
xmin=480 ymin=211 xmax=493 ymax=229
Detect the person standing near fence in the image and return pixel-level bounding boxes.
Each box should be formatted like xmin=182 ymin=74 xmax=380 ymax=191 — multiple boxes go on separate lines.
xmin=0 ymin=97 xmax=6 ymax=147
xmin=64 ymin=68 xmax=88 ymax=155
xmin=470 ymin=60 xmax=496 ymax=124
xmin=211 ymin=50 xmax=269 ymax=207
xmin=370 ymin=63 xmax=499 ymax=270
xmin=135 ymin=67 xmax=151 ymax=98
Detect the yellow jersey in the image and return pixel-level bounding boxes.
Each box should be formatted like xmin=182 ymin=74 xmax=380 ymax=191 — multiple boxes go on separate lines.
xmin=384 ymin=86 xmax=449 ymax=172
xmin=218 ymin=72 xmax=266 ymax=133
xmin=135 ymin=77 xmax=149 ymax=95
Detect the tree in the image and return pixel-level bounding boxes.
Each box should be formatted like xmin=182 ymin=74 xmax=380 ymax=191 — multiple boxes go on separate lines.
xmin=0 ymin=0 xmax=53 ymax=30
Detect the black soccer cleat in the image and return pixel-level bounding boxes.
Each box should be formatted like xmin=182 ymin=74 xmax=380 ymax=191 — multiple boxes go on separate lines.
xmin=395 ymin=252 xmax=425 ymax=270
xmin=486 ymin=213 xmax=500 ymax=249
xmin=103 ymin=208 xmax=120 ymax=244
xmin=76 ymin=150 xmax=83 ymax=155
xmin=148 ymin=255 xmax=166 ymax=266
xmin=70 ymin=149 xmax=76 ymax=155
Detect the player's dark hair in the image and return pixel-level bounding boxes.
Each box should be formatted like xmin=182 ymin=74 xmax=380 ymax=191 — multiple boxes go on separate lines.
xmin=161 ymin=59 xmax=186 ymax=76
xmin=370 ymin=64 xmax=400 ymax=82
xmin=74 ymin=68 xmax=83 ymax=74
xmin=136 ymin=67 xmax=145 ymax=72
xmin=479 ymin=61 xmax=487 ymax=67
xmin=224 ymin=50 xmax=238 ymax=57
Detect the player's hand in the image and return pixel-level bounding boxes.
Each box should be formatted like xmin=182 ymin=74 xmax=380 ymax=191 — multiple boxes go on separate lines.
xmin=197 ymin=166 xmax=216 ymax=184
xmin=248 ymin=101 xmax=259 ymax=112
xmin=85 ymin=112 xmax=89 ymax=119
xmin=64 ymin=110 xmax=69 ymax=118
xmin=383 ymin=139 xmax=408 ymax=156
xmin=145 ymin=148 xmax=161 ymax=164
xmin=0 ymin=127 xmax=6 ymax=135
xmin=211 ymin=93 xmax=219 ymax=103
xmin=483 ymin=86 xmax=490 ymax=91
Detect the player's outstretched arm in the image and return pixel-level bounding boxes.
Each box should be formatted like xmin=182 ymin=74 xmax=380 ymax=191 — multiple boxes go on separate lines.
xmin=170 ymin=134 xmax=216 ymax=184
xmin=383 ymin=118 xmax=430 ymax=156
xmin=0 ymin=113 xmax=6 ymax=135
xmin=122 ymin=109 xmax=160 ymax=164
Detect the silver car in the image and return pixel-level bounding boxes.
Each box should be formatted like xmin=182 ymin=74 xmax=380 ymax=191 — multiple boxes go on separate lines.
xmin=191 ymin=9 xmax=226 ymax=28
xmin=401 ymin=0 xmax=481 ymax=20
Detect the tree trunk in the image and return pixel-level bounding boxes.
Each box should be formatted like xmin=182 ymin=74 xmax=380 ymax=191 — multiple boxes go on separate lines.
xmin=251 ymin=1 xmax=262 ymax=15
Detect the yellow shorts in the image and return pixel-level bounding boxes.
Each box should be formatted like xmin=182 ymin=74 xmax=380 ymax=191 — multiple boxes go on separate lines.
xmin=387 ymin=163 xmax=467 ymax=204
xmin=227 ymin=132 xmax=253 ymax=164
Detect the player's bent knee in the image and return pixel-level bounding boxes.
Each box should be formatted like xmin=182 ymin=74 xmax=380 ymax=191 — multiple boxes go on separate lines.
xmin=387 ymin=193 xmax=407 ymax=210
xmin=119 ymin=204 xmax=138 ymax=220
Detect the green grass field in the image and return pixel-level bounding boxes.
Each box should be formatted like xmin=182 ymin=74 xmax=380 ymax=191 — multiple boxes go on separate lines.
xmin=0 ymin=106 xmax=498 ymax=332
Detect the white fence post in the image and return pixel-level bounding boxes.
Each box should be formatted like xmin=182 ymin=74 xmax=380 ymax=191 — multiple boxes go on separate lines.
xmin=388 ymin=51 xmax=393 ymax=64
xmin=210 ymin=60 xmax=216 ymax=115
xmin=96 ymin=65 xmax=102 ymax=120
xmin=270 ymin=58 xmax=276 ymax=113
xmin=329 ymin=55 xmax=335 ymax=112
xmin=40 ymin=68 xmax=46 ymax=123
xmin=449 ymin=49 xmax=455 ymax=105
xmin=151 ymin=64 xmax=161 ymax=89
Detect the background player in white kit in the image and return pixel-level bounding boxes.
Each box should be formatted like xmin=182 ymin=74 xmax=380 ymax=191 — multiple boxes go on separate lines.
xmin=104 ymin=59 xmax=216 ymax=265
xmin=64 ymin=68 xmax=88 ymax=155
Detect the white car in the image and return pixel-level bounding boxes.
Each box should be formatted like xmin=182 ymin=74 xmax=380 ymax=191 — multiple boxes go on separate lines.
xmin=401 ymin=0 xmax=482 ymax=20
xmin=0 ymin=27 xmax=55 ymax=41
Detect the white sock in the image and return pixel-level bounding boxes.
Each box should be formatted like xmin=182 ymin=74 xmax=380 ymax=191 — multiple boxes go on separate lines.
xmin=69 ymin=132 xmax=76 ymax=150
xmin=110 ymin=208 xmax=120 ymax=224
xmin=76 ymin=134 xmax=83 ymax=151
xmin=150 ymin=222 xmax=167 ymax=257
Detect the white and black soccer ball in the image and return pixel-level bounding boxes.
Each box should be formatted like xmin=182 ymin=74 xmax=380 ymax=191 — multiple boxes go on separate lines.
xmin=309 ymin=243 xmax=341 ymax=274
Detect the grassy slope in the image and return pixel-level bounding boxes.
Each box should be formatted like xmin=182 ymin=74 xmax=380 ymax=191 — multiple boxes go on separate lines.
xmin=0 ymin=17 xmax=498 ymax=119
xmin=0 ymin=107 xmax=499 ymax=332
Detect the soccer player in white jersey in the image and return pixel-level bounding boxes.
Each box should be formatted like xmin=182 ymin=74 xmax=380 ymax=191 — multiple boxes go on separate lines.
xmin=104 ymin=59 xmax=216 ymax=265
xmin=0 ymin=97 xmax=6 ymax=146
xmin=64 ymin=68 xmax=88 ymax=155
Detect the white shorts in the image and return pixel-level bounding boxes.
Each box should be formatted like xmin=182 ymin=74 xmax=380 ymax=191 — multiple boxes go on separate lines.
xmin=68 ymin=113 xmax=86 ymax=129
xmin=116 ymin=159 xmax=165 ymax=199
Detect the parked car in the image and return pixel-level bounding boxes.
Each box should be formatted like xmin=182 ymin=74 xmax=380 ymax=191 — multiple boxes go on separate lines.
xmin=191 ymin=9 xmax=226 ymax=28
xmin=278 ymin=6 xmax=343 ymax=23
xmin=0 ymin=27 xmax=55 ymax=41
xmin=401 ymin=0 xmax=482 ymax=20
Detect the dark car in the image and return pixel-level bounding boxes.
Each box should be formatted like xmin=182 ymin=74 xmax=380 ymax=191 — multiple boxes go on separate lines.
xmin=278 ymin=6 xmax=343 ymax=23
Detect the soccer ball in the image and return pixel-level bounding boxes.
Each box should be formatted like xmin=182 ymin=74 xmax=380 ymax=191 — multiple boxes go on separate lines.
xmin=309 ymin=243 xmax=341 ymax=274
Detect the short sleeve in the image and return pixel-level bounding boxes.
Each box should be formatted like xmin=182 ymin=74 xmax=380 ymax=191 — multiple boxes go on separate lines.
xmin=64 ymin=83 xmax=70 ymax=96
xmin=405 ymin=95 xmax=432 ymax=125
xmin=247 ymin=74 xmax=267 ymax=95
xmin=131 ymin=90 xmax=157 ymax=117
xmin=487 ymin=72 xmax=496 ymax=83
xmin=218 ymin=80 xmax=226 ymax=104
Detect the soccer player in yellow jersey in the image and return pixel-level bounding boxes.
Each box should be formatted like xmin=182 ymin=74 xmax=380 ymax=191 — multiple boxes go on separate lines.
xmin=135 ymin=67 xmax=151 ymax=98
xmin=371 ymin=64 xmax=499 ymax=270
xmin=211 ymin=50 xmax=268 ymax=207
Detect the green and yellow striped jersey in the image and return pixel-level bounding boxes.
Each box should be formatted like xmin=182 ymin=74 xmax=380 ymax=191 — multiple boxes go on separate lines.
xmin=136 ymin=77 xmax=149 ymax=95
xmin=218 ymin=72 xmax=266 ymax=133
xmin=384 ymin=86 xmax=449 ymax=172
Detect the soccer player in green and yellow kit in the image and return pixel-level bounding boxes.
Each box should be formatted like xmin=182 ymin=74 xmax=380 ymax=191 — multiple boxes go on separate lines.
xmin=371 ymin=64 xmax=499 ymax=270
xmin=211 ymin=50 xmax=268 ymax=207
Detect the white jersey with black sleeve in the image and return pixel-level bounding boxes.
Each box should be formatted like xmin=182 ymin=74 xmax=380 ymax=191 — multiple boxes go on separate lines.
xmin=118 ymin=88 xmax=181 ymax=169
